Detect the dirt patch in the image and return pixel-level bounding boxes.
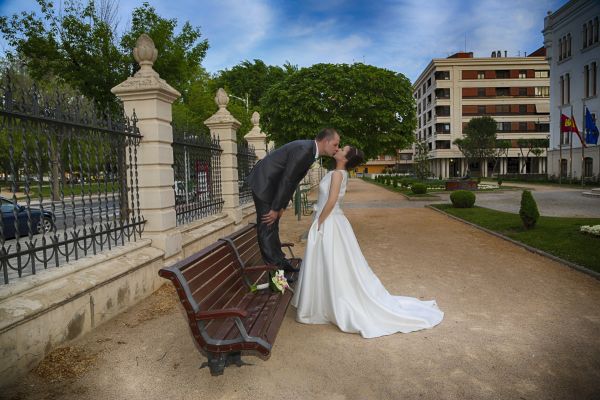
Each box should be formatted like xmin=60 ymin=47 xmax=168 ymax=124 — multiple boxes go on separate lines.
xmin=125 ymin=284 xmax=179 ymax=328
xmin=32 ymin=347 xmax=100 ymax=383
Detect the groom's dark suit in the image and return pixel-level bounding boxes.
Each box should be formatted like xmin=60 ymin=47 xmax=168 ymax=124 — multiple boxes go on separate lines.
xmin=247 ymin=140 xmax=317 ymax=266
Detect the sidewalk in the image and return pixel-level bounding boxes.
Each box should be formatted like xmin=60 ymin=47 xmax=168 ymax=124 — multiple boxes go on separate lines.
xmin=3 ymin=179 xmax=600 ymax=399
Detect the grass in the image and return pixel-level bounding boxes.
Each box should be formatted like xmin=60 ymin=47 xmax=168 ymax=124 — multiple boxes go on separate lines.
xmin=4 ymin=183 xmax=119 ymax=200
xmin=362 ymin=178 xmax=440 ymax=198
xmin=432 ymin=204 xmax=600 ymax=273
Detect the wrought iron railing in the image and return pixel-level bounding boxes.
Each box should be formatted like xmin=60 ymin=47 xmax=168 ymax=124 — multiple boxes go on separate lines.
xmin=172 ymin=127 xmax=223 ymax=226
xmin=0 ymin=68 xmax=144 ymax=284
xmin=237 ymin=141 xmax=257 ymax=205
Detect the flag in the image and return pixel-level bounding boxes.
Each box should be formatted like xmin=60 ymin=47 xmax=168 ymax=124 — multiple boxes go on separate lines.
xmin=585 ymin=107 xmax=599 ymax=145
xmin=561 ymin=113 xmax=576 ymax=132
xmin=561 ymin=113 xmax=586 ymax=147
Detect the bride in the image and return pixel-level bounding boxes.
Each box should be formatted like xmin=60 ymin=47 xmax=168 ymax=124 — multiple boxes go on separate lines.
xmin=291 ymin=145 xmax=444 ymax=338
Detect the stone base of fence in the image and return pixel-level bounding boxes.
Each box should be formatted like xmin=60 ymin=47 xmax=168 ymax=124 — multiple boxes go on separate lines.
xmin=0 ymin=208 xmax=255 ymax=388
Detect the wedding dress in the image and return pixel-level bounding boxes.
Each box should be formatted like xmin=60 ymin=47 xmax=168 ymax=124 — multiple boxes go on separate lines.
xmin=291 ymin=170 xmax=443 ymax=338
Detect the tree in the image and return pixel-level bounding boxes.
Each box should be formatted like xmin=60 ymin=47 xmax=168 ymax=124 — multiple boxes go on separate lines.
xmin=0 ymin=0 xmax=209 ymax=110
xmin=413 ymin=140 xmax=431 ymax=180
xmin=260 ymin=63 xmax=416 ymax=160
xmin=213 ymin=59 xmax=290 ymax=109
xmin=493 ymin=139 xmax=511 ymax=179
xmin=453 ymin=116 xmax=497 ymax=177
xmin=516 ymin=138 xmax=549 ymax=174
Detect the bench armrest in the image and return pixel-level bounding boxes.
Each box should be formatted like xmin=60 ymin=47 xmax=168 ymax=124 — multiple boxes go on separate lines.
xmin=195 ymin=308 xmax=248 ymax=321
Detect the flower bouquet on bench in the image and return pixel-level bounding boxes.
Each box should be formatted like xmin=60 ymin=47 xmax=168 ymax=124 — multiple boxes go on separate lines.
xmin=250 ymin=270 xmax=291 ymax=294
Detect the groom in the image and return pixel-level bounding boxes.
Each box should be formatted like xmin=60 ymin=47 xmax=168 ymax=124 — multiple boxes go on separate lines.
xmin=247 ymin=128 xmax=340 ymax=273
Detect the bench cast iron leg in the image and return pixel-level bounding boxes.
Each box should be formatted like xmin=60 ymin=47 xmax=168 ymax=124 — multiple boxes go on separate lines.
xmin=201 ymin=352 xmax=253 ymax=376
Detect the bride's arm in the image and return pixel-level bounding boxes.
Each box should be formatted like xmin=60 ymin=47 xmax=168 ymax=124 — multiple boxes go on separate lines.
xmin=317 ymin=171 xmax=343 ymax=229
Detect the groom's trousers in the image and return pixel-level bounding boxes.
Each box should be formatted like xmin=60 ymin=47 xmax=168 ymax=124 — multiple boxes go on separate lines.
xmin=252 ymin=192 xmax=286 ymax=266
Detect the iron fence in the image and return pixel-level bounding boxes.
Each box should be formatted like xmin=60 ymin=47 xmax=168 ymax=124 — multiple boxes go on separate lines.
xmin=237 ymin=141 xmax=257 ymax=205
xmin=172 ymin=127 xmax=223 ymax=226
xmin=0 ymin=68 xmax=144 ymax=284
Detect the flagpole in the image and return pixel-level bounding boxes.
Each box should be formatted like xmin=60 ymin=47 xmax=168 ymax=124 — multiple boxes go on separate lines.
xmin=582 ymin=100 xmax=585 ymax=188
xmin=570 ymin=105 xmax=573 ymax=184
xmin=559 ymin=106 xmax=563 ymax=184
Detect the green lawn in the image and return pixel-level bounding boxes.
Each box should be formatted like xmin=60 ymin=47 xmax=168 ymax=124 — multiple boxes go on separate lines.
xmin=432 ymin=204 xmax=600 ymax=273
xmin=9 ymin=183 xmax=120 ymax=200
xmin=362 ymin=178 xmax=440 ymax=198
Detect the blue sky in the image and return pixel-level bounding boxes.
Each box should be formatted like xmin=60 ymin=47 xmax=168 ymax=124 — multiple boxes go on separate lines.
xmin=0 ymin=0 xmax=568 ymax=83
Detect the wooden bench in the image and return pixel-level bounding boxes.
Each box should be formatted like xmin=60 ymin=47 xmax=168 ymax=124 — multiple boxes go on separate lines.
xmin=158 ymin=224 xmax=301 ymax=375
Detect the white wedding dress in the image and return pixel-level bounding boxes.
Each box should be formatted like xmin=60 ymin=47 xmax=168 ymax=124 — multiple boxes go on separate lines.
xmin=291 ymin=170 xmax=443 ymax=338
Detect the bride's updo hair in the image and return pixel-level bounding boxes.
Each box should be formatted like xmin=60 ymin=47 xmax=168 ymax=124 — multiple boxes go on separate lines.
xmin=345 ymin=147 xmax=364 ymax=170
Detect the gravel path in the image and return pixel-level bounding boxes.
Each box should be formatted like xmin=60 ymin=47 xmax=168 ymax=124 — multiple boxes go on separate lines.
xmin=3 ymin=179 xmax=599 ymax=400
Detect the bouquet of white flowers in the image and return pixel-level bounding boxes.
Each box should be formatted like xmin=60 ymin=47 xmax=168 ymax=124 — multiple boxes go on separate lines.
xmin=250 ymin=270 xmax=291 ymax=294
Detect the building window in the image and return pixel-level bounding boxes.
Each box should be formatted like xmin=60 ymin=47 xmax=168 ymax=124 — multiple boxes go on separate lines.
xmin=535 ymin=86 xmax=549 ymax=97
xmin=478 ymin=105 xmax=486 ymax=115
xmin=519 ymin=87 xmax=527 ymax=96
xmin=535 ymin=70 xmax=549 ymax=78
xmin=477 ymin=71 xmax=485 ymax=79
xmin=567 ymin=34 xmax=571 ymax=57
xmin=589 ymin=21 xmax=594 ymax=47
xmin=584 ymin=157 xmax=594 ymax=178
xmin=519 ymin=122 xmax=527 ymax=131
xmin=566 ymin=73 xmax=570 ymax=103
xmin=496 ymin=87 xmax=510 ymax=96
xmin=560 ymin=75 xmax=564 ymax=104
xmin=477 ymin=88 xmax=485 ymax=97
xmin=496 ymin=70 xmax=510 ymax=79
xmin=497 ymin=104 xmax=510 ymax=114
xmin=595 ymin=17 xmax=599 ymax=43
xmin=497 ymin=122 xmax=511 ymax=132
xmin=585 ymin=65 xmax=590 ymax=98
xmin=427 ymin=77 xmax=432 ymax=88
xmin=560 ymin=159 xmax=568 ymax=177
xmin=583 ymin=23 xmax=589 ymax=48
xmin=558 ymin=38 xmax=563 ymax=60
xmin=435 ymin=71 xmax=450 ymax=80
xmin=519 ymin=70 xmax=527 ymax=79
xmin=593 ymin=62 xmax=597 ymax=96
xmin=519 ymin=105 xmax=527 ymax=114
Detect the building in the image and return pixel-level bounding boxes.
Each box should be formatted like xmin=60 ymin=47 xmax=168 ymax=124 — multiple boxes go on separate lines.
xmin=413 ymin=50 xmax=551 ymax=179
xmin=363 ymin=148 xmax=413 ymax=174
xmin=543 ymin=0 xmax=600 ymax=180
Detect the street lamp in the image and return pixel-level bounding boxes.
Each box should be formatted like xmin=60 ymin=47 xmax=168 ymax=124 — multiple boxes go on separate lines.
xmin=229 ymin=93 xmax=249 ymax=113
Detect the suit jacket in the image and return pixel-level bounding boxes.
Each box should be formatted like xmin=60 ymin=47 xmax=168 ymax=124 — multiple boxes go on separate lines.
xmin=247 ymin=140 xmax=316 ymax=211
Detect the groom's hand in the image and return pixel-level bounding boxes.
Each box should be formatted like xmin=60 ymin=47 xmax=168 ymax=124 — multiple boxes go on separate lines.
xmin=261 ymin=210 xmax=279 ymax=226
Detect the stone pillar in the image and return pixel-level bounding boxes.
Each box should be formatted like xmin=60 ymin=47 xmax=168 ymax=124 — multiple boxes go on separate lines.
xmin=204 ymin=89 xmax=243 ymax=224
xmin=111 ymin=34 xmax=181 ymax=257
xmin=244 ymin=111 xmax=268 ymax=160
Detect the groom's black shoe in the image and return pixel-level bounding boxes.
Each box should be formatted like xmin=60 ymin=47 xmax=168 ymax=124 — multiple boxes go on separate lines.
xmin=278 ymin=259 xmax=300 ymax=273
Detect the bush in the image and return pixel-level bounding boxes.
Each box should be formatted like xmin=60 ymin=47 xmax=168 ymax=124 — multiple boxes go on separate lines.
xmin=497 ymin=178 xmax=503 ymax=186
xmin=411 ymin=183 xmax=427 ymax=194
xmin=519 ymin=190 xmax=539 ymax=229
xmin=450 ymin=190 xmax=476 ymax=208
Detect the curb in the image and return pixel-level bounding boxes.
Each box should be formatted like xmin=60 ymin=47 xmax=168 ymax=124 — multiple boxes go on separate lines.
xmin=425 ymin=205 xmax=600 ymax=281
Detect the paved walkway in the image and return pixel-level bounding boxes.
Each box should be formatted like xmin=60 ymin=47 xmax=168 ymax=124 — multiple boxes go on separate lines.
xmin=3 ymin=179 xmax=600 ymax=399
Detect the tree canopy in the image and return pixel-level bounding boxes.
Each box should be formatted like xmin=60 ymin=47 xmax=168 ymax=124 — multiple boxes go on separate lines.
xmin=0 ymin=0 xmax=209 ymax=109
xmin=260 ymin=63 xmax=416 ymax=159
xmin=454 ymin=116 xmax=498 ymax=175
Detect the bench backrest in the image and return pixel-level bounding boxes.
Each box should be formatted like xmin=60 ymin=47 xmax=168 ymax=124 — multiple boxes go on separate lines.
xmin=221 ymin=223 xmax=264 ymax=269
xmin=159 ymin=240 xmax=250 ymax=339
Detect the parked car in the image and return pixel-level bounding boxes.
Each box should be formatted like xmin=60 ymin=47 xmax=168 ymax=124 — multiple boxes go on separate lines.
xmin=0 ymin=196 xmax=54 ymax=239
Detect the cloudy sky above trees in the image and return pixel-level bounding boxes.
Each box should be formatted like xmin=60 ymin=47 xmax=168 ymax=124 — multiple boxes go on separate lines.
xmin=0 ymin=0 xmax=567 ymax=82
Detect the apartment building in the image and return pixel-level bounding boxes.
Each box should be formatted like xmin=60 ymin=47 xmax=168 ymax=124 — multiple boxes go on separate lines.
xmin=544 ymin=0 xmax=600 ymax=180
xmin=413 ymin=50 xmax=550 ymax=178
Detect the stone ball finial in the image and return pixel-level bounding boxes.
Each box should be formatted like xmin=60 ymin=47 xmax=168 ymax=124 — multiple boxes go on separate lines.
xmin=251 ymin=111 xmax=260 ymax=126
xmin=133 ymin=34 xmax=158 ymax=69
xmin=215 ymin=88 xmax=229 ymax=109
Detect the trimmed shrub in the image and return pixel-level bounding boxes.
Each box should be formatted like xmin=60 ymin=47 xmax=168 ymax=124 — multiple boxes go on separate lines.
xmin=519 ymin=190 xmax=539 ymax=229
xmin=450 ymin=190 xmax=476 ymax=208
xmin=411 ymin=183 xmax=427 ymax=194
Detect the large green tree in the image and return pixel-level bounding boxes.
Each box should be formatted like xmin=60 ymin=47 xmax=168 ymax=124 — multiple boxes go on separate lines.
xmin=454 ymin=116 xmax=498 ymax=176
xmin=260 ymin=63 xmax=415 ymax=159
xmin=0 ymin=0 xmax=209 ymax=109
